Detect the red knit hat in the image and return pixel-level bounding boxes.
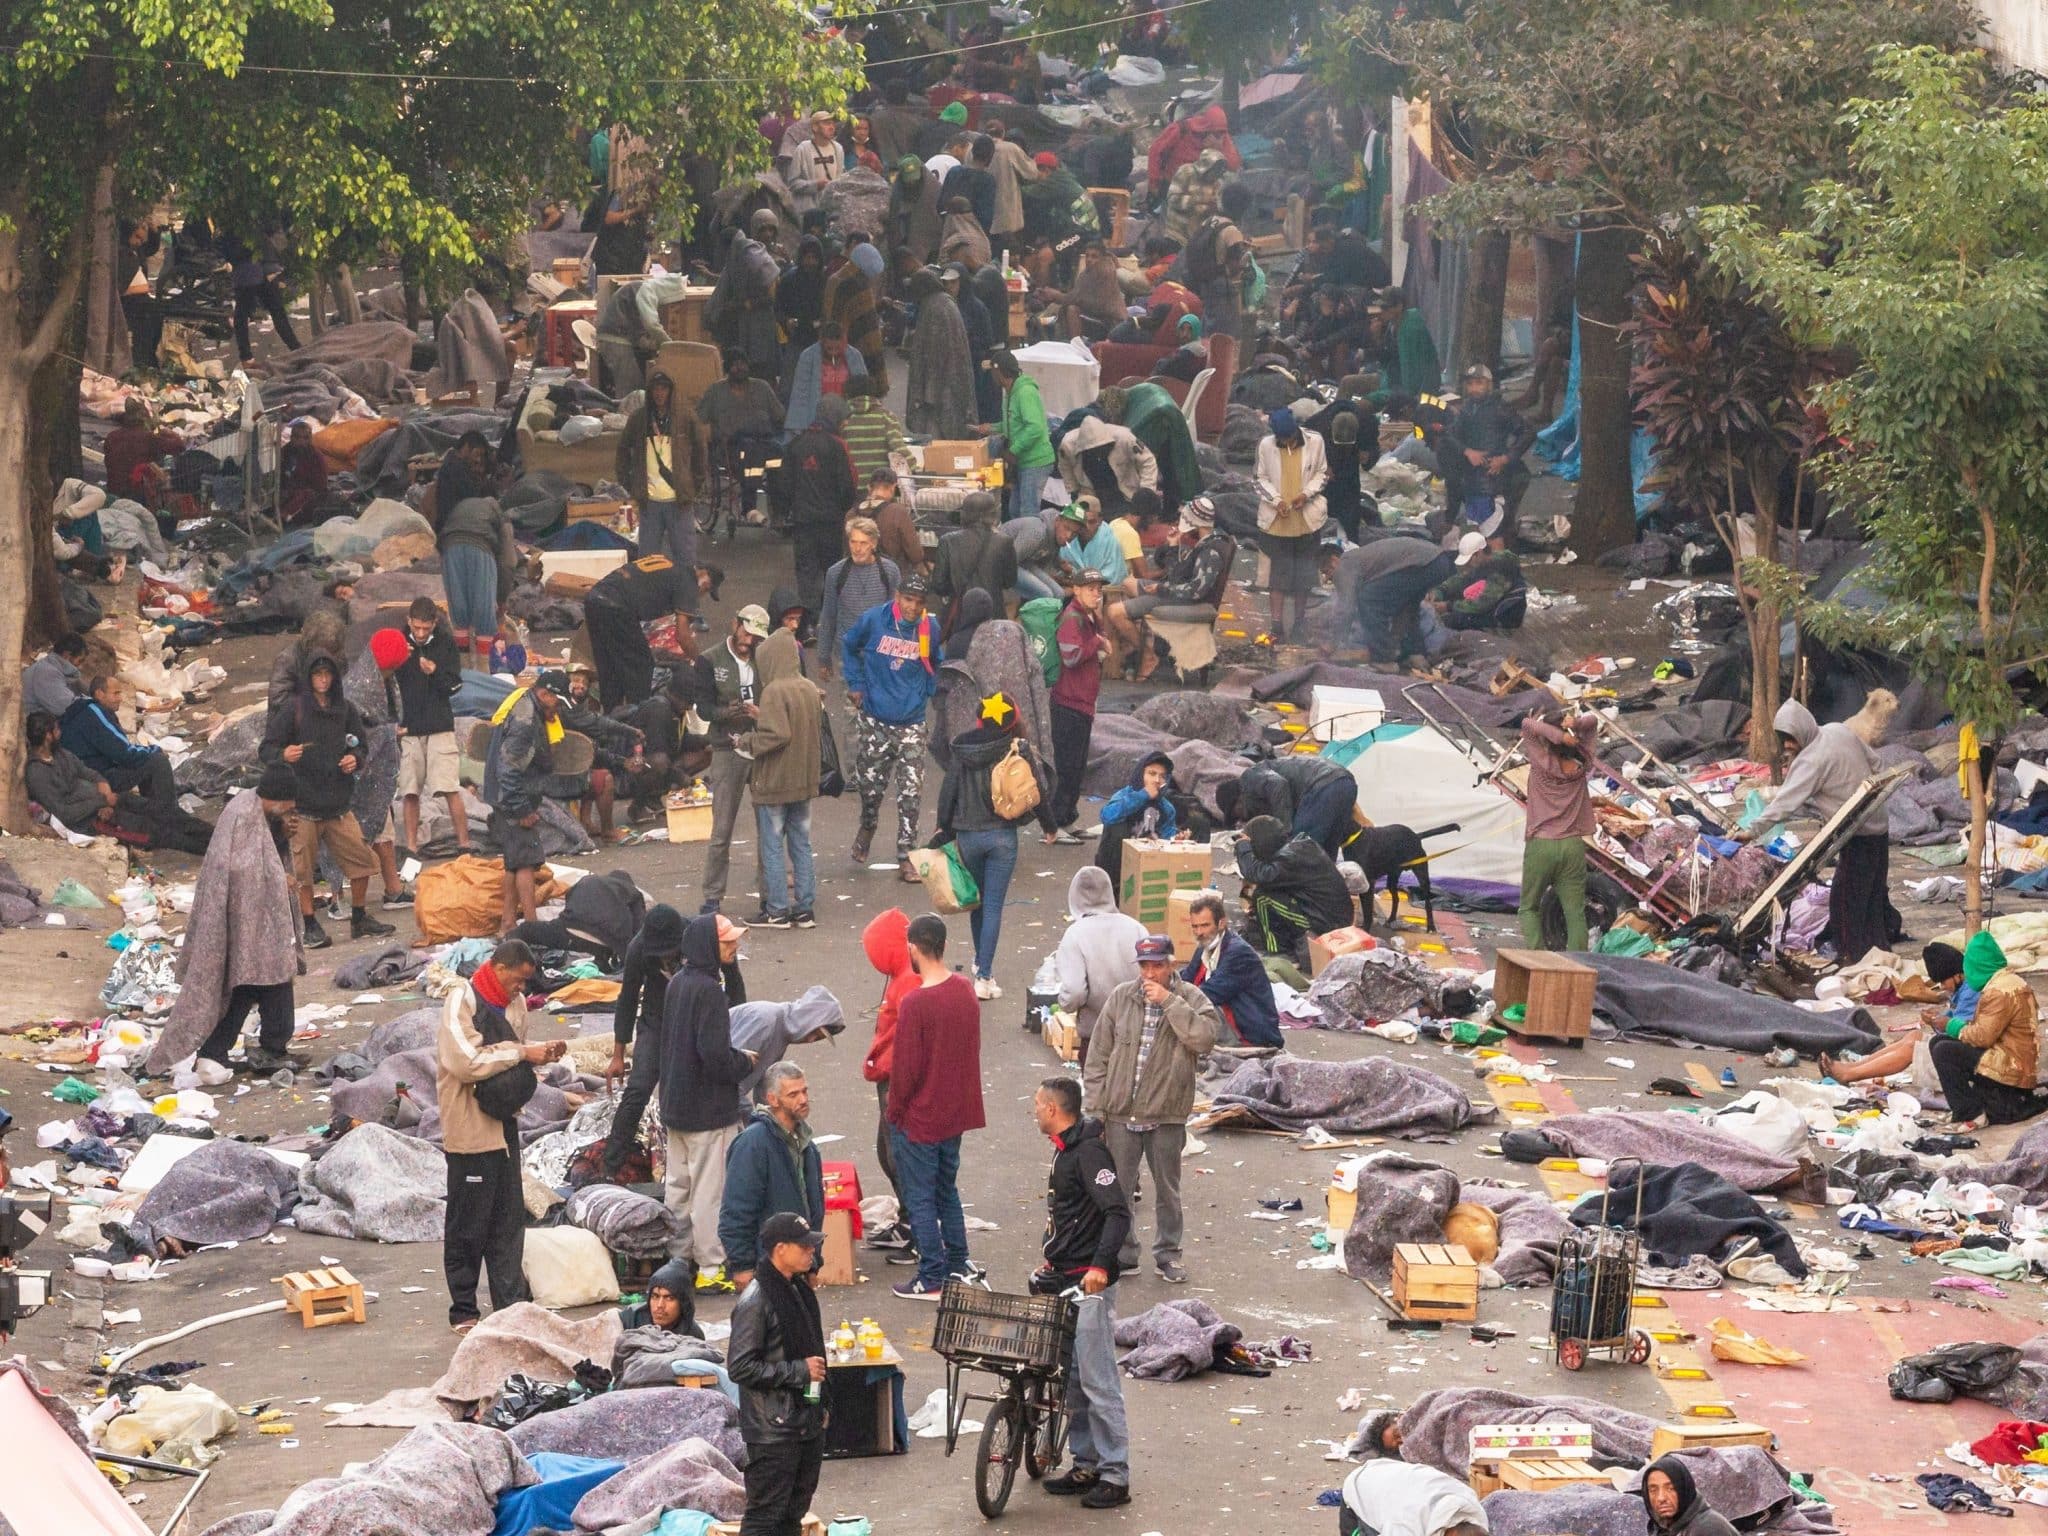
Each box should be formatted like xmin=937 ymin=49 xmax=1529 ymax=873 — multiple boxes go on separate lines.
xmin=369 ymin=628 xmax=409 ymax=671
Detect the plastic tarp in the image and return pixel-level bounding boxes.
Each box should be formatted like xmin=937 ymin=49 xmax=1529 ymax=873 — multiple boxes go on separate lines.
xmin=1328 ymin=723 xmax=1525 ymax=889
xmin=0 ymin=1370 xmax=154 ymax=1536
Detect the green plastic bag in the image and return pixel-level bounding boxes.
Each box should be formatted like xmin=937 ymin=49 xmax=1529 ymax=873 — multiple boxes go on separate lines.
xmin=51 ymin=879 xmax=105 ymax=909
xmin=908 ymin=843 xmax=981 ymax=913
xmin=53 ymin=1076 xmax=100 ymax=1104
xmin=1018 ymin=597 xmax=1064 ymax=687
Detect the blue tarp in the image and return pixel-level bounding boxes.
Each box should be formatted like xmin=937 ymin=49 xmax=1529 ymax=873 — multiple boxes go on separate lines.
xmin=1532 ymin=235 xmax=1661 ymax=520
xmin=491 ymin=1451 xmax=624 ymax=1536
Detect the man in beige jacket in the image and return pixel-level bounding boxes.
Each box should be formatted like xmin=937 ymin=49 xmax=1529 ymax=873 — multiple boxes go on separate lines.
xmin=1082 ymin=933 xmax=1219 ymax=1283
xmin=437 ymin=939 xmax=565 ymax=1331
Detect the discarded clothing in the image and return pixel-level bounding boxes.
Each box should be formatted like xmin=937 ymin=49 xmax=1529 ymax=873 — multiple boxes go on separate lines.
xmin=1917 ymin=1472 xmax=2007 ymax=1515
xmin=1969 ymin=1420 xmax=2048 ymax=1466
xmin=333 ymin=944 xmax=429 ymax=992
xmin=1207 ymin=1054 xmax=1488 ymax=1139
xmin=569 ymin=1436 xmax=747 ymax=1529
xmin=130 ymin=1138 xmax=299 ymax=1249
xmin=294 ymin=1123 xmax=447 ymax=1243
xmin=1306 ymin=950 xmax=1460 ymax=1029
xmin=1585 ymin=953 xmax=1882 ymax=1057
xmin=1572 ymin=1161 xmax=1807 ymax=1279
xmin=1114 ymin=1298 xmax=1244 ymax=1381
xmin=565 ymin=1183 xmax=682 ymax=1261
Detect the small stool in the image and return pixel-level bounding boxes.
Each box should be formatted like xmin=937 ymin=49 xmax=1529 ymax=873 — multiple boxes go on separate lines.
xmin=280 ymin=1266 xmax=367 ymax=1328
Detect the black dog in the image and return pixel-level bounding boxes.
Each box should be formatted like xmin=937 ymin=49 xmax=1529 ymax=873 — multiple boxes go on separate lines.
xmin=1346 ymin=821 xmax=1459 ymax=933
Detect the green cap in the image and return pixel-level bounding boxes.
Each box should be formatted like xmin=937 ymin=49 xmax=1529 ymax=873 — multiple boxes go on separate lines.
xmin=940 ymin=101 xmax=969 ymax=125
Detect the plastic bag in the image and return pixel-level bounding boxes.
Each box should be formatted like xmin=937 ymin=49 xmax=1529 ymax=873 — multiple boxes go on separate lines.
xmin=1709 ymin=1092 xmax=1811 ymax=1162
xmin=1888 ymin=1342 xmax=2021 ymax=1404
xmin=101 ymin=1384 xmax=238 ymax=1460
xmin=818 ymin=709 xmax=845 ymax=798
xmin=521 ymin=1224 xmax=623 ymax=1308
xmin=481 ymin=1373 xmax=582 ymax=1429
xmin=908 ymin=843 xmax=980 ymax=913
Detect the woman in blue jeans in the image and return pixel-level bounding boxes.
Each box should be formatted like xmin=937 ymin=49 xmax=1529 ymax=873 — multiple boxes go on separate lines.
xmin=932 ymin=689 xmax=1056 ymax=999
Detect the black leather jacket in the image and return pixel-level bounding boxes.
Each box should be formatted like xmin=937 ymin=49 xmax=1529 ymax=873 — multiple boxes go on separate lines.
xmin=728 ymin=1276 xmax=827 ymax=1444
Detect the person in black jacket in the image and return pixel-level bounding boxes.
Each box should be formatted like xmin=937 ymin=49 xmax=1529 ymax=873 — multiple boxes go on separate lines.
xmin=396 ymin=598 xmax=468 ymax=859
xmin=779 ymin=401 xmax=861 ymax=613
xmin=1031 ymin=1076 xmax=1133 ymax=1509
xmin=1234 ymin=814 xmax=1357 ymax=964
xmin=603 ymin=903 xmax=686 ymax=1175
xmin=729 ymin=1211 xmax=829 ymax=1535
xmin=933 ymin=691 xmax=1056 ymax=998
xmin=260 ymin=650 xmax=394 ymax=949
xmin=1219 ymin=755 xmax=1360 ymax=859
xmin=929 ymin=490 xmax=1018 ymax=638
xmin=659 ymin=913 xmax=759 ymax=1293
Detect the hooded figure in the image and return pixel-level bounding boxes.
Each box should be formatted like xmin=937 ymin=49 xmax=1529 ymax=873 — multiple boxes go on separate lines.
xmin=739 ymin=630 xmax=823 ymax=809
xmin=267 ymin=609 xmax=349 ymax=726
xmin=706 ymin=231 xmax=783 ymax=380
xmin=1931 ymin=930 xmax=2042 ymax=1127
xmin=939 ymin=201 xmax=992 ymax=270
xmin=1236 ymin=814 xmax=1356 ymax=961
xmin=1755 ymin=696 xmax=1892 ymax=962
xmin=777 ymin=236 xmax=829 ymax=363
xmin=859 ymin=908 xmax=917 ymax=1226
xmin=1639 ymin=1454 xmax=1738 ymax=1536
xmin=825 ymin=244 xmax=890 ymax=386
xmin=148 ymin=788 xmax=304 ymax=1072
xmin=658 ymin=915 xmax=756 ymax=1136
xmin=890 ymin=155 xmax=944 ymax=263
xmin=730 ymin=985 xmax=846 ymax=1107
xmin=261 ymin=650 xmax=368 ymax=822
xmin=905 ymin=268 xmax=976 ymax=438
xmin=1055 ymin=866 xmax=1147 ymax=1045
xmin=617 ymin=1256 xmax=704 ymax=1338
xmin=1116 ymin=381 xmax=1203 ymax=515
xmin=1147 ymin=103 xmax=1241 ymax=193
xmin=556 ymin=869 xmax=648 ymax=962
xmin=1095 ymin=750 xmax=1182 ymax=886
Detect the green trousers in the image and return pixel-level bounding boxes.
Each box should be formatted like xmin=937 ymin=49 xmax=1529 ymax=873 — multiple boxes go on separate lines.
xmin=1518 ymin=835 xmax=1588 ymax=951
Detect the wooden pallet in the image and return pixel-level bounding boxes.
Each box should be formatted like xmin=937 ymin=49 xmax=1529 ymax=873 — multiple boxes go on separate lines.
xmin=280 ymin=1266 xmax=366 ymax=1328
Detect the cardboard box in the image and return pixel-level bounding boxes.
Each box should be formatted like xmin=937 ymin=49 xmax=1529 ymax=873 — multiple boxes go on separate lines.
xmin=567 ymin=497 xmax=630 ymax=524
xmin=1164 ymin=887 xmax=1213 ymax=961
xmin=1492 ymin=948 xmax=1596 ymax=1043
xmin=1308 ymin=926 xmax=1376 ymax=978
xmin=1392 ymin=1242 xmax=1479 ymax=1321
xmin=665 ymin=792 xmax=713 ymax=843
xmin=539 ymin=548 xmax=627 ymax=585
xmin=921 ymin=438 xmax=990 ymax=475
xmin=1325 ymin=1185 xmax=1357 ymax=1240
xmin=817 ymin=1206 xmax=855 ymax=1286
xmin=1118 ymin=839 xmax=1212 ymax=930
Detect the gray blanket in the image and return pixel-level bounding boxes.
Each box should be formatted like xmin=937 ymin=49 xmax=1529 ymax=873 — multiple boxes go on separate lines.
xmin=194 ymin=1421 xmax=534 ymax=1536
xmin=1484 ymin=1447 xmax=1835 ymax=1536
xmin=1209 ymin=1054 xmax=1490 ymax=1139
xmin=354 ymin=410 xmax=508 ymax=497
xmin=1585 ymin=953 xmax=1882 ymax=1057
xmin=1130 ymin=692 xmax=1260 ymax=748
xmin=1965 ymin=1119 xmax=2048 ymax=1202
xmin=570 ymin=1436 xmax=746 ymax=1529
xmin=1395 ymin=1387 xmax=1659 ymax=1477
xmin=363 ymin=1006 xmax=441 ymax=1062
xmin=1340 ymin=1155 xmax=1460 ymax=1282
xmin=566 ymin=1184 xmax=681 ymax=1261
xmin=431 ymin=1302 xmax=621 ymax=1413
xmin=1113 ymin=1298 xmax=1241 ymax=1381
xmin=1307 ymin=952 xmax=1454 ymax=1029
xmin=1541 ymin=1111 xmax=1802 ymax=1193
xmin=130 ymin=1138 xmax=299 ymax=1248
xmin=294 ymin=1123 xmax=447 ymax=1243
xmin=1083 ymin=713 xmax=1248 ymax=818
xmin=507 ymin=1386 xmax=746 ymax=1469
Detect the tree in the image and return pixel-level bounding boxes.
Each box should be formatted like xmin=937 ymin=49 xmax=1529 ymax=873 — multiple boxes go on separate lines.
xmin=0 ymin=0 xmax=863 ymax=829
xmin=1626 ymin=232 xmax=1823 ymax=763
xmin=1704 ymin=45 xmax=2048 ymax=935
xmin=1323 ymin=0 xmax=1981 ymax=555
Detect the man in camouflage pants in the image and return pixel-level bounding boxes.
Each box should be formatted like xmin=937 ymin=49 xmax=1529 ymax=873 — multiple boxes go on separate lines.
xmin=837 ymin=572 xmax=943 ymax=878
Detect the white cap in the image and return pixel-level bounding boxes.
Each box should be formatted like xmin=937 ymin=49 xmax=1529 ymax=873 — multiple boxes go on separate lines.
xmin=1454 ymin=531 xmax=1487 ymax=566
xmin=736 ymin=604 xmax=772 ymax=638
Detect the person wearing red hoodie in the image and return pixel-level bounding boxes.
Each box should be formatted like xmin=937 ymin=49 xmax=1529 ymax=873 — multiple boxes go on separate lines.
xmin=1145 ymin=105 xmax=1240 ymax=204
xmin=861 ymin=908 xmax=920 ymax=1255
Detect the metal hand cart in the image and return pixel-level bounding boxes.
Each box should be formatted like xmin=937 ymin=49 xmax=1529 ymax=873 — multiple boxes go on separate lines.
xmin=932 ymin=1280 xmax=1078 ymax=1518
xmin=1548 ymin=1157 xmax=1654 ymax=1370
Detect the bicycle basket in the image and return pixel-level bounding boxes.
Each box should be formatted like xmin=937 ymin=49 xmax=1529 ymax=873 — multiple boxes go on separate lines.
xmin=932 ymin=1282 xmax=1075 ymax=1372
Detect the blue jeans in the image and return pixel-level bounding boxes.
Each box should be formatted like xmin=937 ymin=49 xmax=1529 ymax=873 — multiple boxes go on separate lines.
xmin=1012 ymin=460 xmax=1053 ymax=520
xmin=955 ymin=826 xmax=1018 ymax=980
xmin=1016 ymin=566 xmax=1064 ymax=602
xmin=1064 ymin=1290 xmax=1130 ymax=1485
xmin=441 ymin=543 xmax=499 ymax=641
xmin=890 ymin=1128 xmax=966 ymax=1289
xmin=755 ymin=799 xmax=816 ymax=916
xmin=639 ymin=497 xmax=694 ymax=570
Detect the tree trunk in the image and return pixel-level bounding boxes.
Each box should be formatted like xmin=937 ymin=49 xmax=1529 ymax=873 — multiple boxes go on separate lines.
xmin=82 ymin=164 xmax=118 ymax=373
xmin=28 ymin=350 xmax=77 ymax=641
xmin=1569 ymin=225 xmax=1637 ymax=557
xmin=1221 ymin=58 xmax=1242 ymax=121
xmin=0 ymin=357 xmax=35 ymax=834
xmin=333 ymin=262 xmax=361 ymax=325
xmin=1455 ymin=228 xmax=1509 ymax=379
xmin=1965 ymin=753 xmax=1987 ymax=938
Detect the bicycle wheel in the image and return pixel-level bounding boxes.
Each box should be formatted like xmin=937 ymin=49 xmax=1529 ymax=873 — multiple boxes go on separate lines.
xmin=1024 ymin=1398 xmax=1062 ymax=1480
xmin=975 ymin=1390 xmax=1023 ymax=1518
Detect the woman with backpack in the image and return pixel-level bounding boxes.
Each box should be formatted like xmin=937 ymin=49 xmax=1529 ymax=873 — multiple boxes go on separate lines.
xmin=932 ymin=689 xmax=1055 ymax=999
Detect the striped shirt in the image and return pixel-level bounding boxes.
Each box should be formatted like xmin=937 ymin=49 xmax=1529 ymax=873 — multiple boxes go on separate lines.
xmin=842 ymin=403 xmax=909 ymax=487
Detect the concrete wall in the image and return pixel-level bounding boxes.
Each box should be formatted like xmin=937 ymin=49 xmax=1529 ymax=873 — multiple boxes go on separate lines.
xmin=1981 ymin=0 xmax=2048 ymax=77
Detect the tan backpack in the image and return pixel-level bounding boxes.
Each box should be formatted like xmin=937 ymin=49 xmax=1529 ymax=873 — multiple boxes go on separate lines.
xmin=989 ymin=739 xmax=1042 ymax=821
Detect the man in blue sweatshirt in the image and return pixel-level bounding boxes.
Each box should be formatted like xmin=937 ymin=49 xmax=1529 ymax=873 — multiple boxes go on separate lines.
xmin=1182 ymin=892 xmax=1281 ymax=1049
xmin=61 ymin=676 xmax=177 ymax=802
xmin=839 ymin=572 xmax=943 ymax=876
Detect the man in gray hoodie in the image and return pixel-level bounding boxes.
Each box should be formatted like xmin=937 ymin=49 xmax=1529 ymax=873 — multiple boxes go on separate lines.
xmin=728 ymin=985 xmax=846 ymax=1112
xmin=1055 ymin=866 xmax=1147 ymax=1065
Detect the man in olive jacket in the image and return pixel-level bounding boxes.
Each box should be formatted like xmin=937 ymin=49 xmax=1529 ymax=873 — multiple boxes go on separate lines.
xmin=738 ymin=629 xmax=823 ymax=926
xmin=1082 ymin=933 xmax=1219 ymax=1283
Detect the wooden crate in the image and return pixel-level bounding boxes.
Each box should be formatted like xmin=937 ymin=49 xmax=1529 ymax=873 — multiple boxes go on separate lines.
xmin=1649 ymin=1421 xmax=1775 ymax=1459
xmin=1496 ymin=1458 xmax=1609 ymax=1494
xmin=1391 ymin=1242 xmax=1478 ymax=1321
xmin=280 ymin=1266 xmax=366 ymax=1328
xmin=1042 ymin=1010 xmax=1080 ymax=1066
xmin=567 ymin=497 xmax=630 ymax=524
xmin=1491 ymin=948 xmax=1595 ymax=1044
xmin=666 ymin=795 xmax=713 ymax=843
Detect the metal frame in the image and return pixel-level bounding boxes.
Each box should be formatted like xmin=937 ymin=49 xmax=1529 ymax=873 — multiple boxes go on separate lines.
xmin=1547 ymin=1156 xmax=1652 ymax=1371
xmin=1733 ymin=765 xmax=1912 ymax=940
xmin=91 ymin=1450 xmax=209 ymax=1536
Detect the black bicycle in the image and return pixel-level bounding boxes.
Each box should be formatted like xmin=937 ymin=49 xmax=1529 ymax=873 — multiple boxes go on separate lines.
xmin=932 ymin=1280 xmax=1077 ymax=1518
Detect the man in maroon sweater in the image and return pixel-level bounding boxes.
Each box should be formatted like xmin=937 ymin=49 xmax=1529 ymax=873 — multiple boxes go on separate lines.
xmin=886 ymin=913 xmax=986 ymax=1299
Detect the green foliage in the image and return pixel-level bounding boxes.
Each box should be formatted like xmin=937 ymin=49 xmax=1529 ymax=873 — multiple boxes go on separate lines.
xmin=1704 ymin=46 xmax=2048 ymax=736
xmin=1323 ymin=0 xmax=1982 ymax=237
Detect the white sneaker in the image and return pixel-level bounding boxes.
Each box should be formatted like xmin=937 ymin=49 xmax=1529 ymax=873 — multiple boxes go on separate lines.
xmin=974 ymin=977 xmax=1003 ymax=1001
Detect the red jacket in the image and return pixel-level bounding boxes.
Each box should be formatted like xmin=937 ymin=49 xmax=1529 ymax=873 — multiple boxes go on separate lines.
xmin=861 ymin=909 xmax=919 ymax=1083
xmin=1050 ymin=605 xmax=1106 ymax=716
xmin=1146 ymin=106 xmax=1241 ymax=192
xmin=886 ymin=973 xmax=986 ymax=1143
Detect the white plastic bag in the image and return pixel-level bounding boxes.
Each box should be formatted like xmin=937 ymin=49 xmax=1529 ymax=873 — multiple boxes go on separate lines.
xmin=1708 ymin=1091 xmax=1810 ymax=1162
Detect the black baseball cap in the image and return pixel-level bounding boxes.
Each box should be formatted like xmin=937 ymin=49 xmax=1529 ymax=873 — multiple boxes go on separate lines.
xmin=760 ymin=1212 xmax=827 ymax=1252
